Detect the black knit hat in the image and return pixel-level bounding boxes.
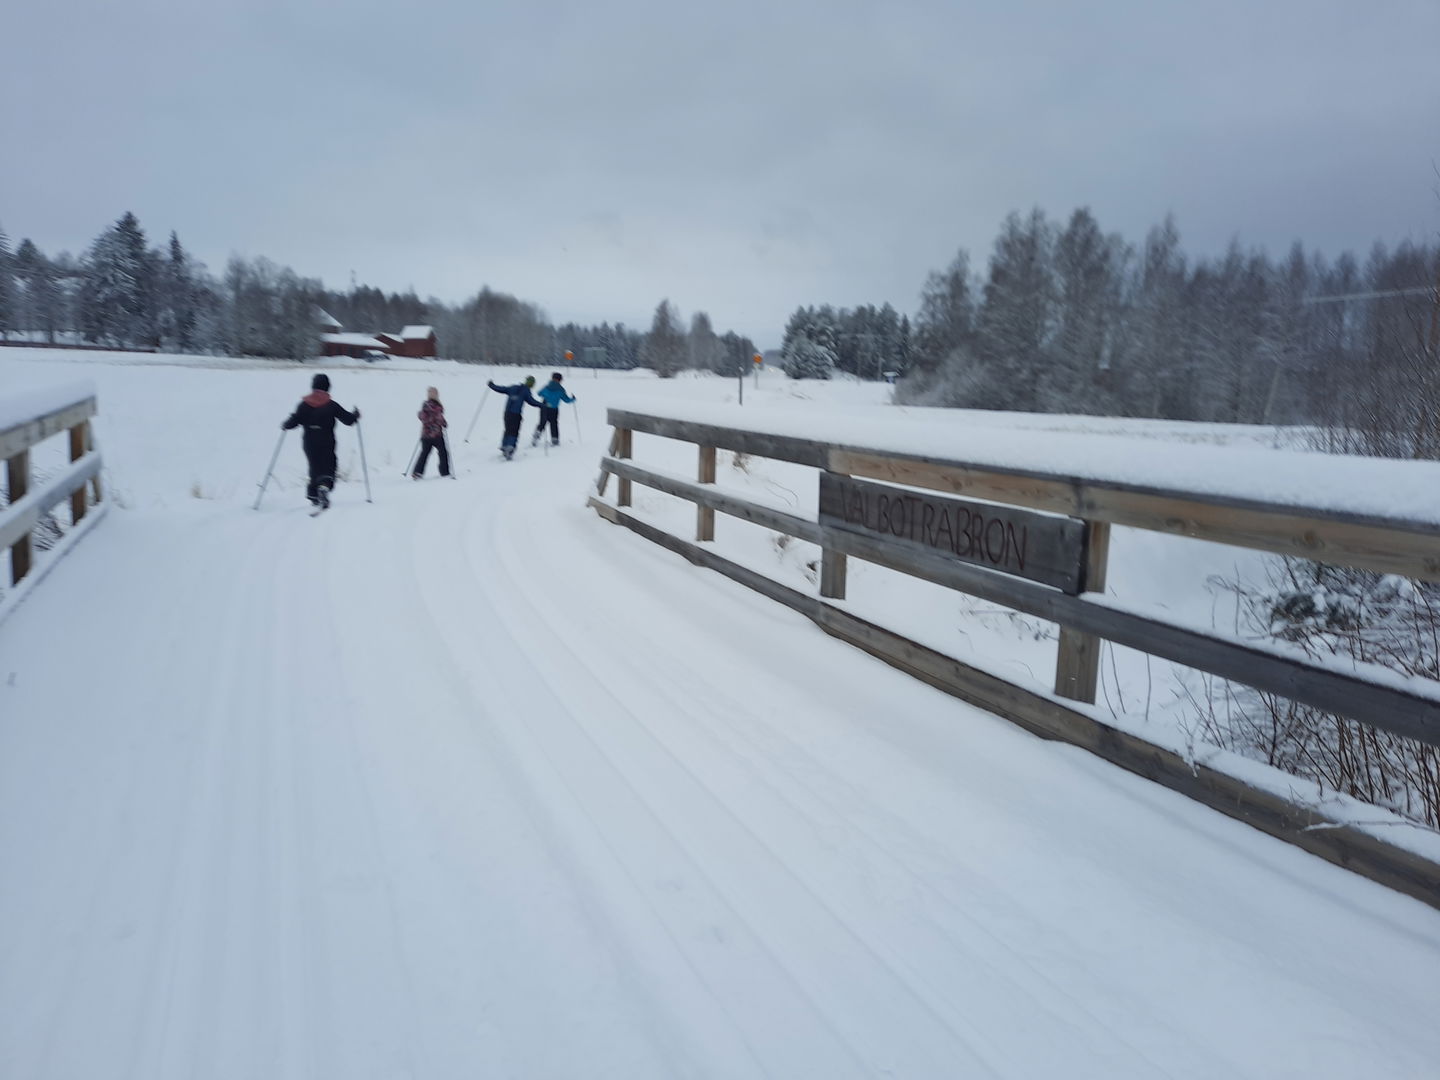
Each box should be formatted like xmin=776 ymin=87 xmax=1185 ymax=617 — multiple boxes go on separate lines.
xmin=312 ymin=373 xmax=330 ymax=391
xmin=551 ymin=372 xmax=563 ymax=381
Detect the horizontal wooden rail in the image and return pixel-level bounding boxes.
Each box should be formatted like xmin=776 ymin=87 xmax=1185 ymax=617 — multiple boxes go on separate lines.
xmin=0 ymin=398 xmax=96 ymax=459
xmin=589 ymin=494 xmax=1440 ymax=912
xmin=0 ymin=453 xmax=103 ymax=552
xmin=608 ymin=408 xmax=1440 ymax=582
xmin=2 ymin=390 xmax=105 ymax=595
xmin=597 ymin=455 xmax=1440 ymax=745
xmin=601 ymin=457 xmax=824 ymax=543
xmin=591 ymin=408 xmax=1440 ymax=906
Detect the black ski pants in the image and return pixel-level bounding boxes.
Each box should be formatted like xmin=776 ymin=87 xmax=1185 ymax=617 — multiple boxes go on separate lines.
xmin=415 ymin=435 xmax=450 ymax=477
xmin=303 ymin=438 xmax=337 ymax=502
xmin=533 ymin=406 xmax=560 ymax=444
xmin=501 ymin=411 xmax=524 ymax=452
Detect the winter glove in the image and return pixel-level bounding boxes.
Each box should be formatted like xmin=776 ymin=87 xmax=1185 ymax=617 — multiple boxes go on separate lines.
xmin=353 ymin=407 xmax=362 ymax=420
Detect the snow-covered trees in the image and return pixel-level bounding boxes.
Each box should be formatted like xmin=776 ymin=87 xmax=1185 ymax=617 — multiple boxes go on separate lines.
xmin=780 ymin=308 xmax=837 ymax=380
xmin=891 ymin=205 xmax=1438 ymax=435
xmin=642 ymin=299 xmax=686 ymax=378
xmin=156 ymin=232 xmax=199 ymax=353
xmin=438 ymin=286 xmax=551 ymax=366
xmin=4 ymin=211 xmax=756 ymax=367
xmin=0 ymin=224 xmax=14 ymax=341
xmin=688 ymin=311 xmax=725 ymax=374
xmin=80 ymin=212 xmax=154 ymax=348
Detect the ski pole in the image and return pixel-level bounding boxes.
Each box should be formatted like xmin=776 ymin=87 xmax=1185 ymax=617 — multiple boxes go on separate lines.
xmin=570 ymin=400 xmax=582 ymax=443
xmin=253 ymin=429 xmax=288 ymax=510
xmin=356 ymin=416 xmax=373 ymax=503
xmin=403 ymin=439 xmax=420 ymax=477
xmin=464 ymin=391 xmax=488 ymax=443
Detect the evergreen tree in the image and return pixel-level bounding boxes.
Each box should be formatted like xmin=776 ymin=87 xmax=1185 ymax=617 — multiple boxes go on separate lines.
xmin=781 ymin=309 xmax=837 ymax=379
xmin=972 ymin=208 xmax=1057 ymax=411
xmin=157 ymin=231 xmax=198 ymax=352
xmin=1114 ymin=214 xmax=1188 ymax=417
xmin=911 ymin=249 xmax=976 ymax=376
xmin=0 ymin=224 xmax=13 ymax=341
xmin=642 ymin=299 xmax=686 ymax=377
xmin=688 ymin=311 xmax=726 ymax=373
xmin=1046 ymin=207 xmax=1127 ymax=412
xmin=80 ymin=212 xmax=154 ymax=347
xmin=12 ymin=239 xmax=63 ymax=343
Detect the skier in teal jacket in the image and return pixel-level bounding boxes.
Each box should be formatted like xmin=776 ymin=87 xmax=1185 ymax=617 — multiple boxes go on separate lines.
xmin=532 ymin=372 xmax=577 ymax=447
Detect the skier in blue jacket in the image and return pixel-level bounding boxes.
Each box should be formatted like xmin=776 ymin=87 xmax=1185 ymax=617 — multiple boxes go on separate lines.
xmin=531 ymin=372 xmax=577 ymax=447
xmin=486 ymin=376 xmax=543 ymax=459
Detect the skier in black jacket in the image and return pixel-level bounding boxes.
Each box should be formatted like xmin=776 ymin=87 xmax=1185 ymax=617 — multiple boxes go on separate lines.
xmin=282 ymin=374 xmax=360 ymax=508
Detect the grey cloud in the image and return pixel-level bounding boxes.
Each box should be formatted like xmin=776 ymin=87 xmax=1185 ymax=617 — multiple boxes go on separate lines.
xmin=3 ymin=0 xmax=1437 ymax=344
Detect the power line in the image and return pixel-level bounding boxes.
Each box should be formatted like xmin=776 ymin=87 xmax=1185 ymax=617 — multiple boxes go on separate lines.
xmin=1302 ymin=286 xmax=1435 ymax=305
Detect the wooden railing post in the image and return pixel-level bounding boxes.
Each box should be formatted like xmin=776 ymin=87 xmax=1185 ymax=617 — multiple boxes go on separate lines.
xmin=596 ymin=428 xmax=620 ymax=496
xmin=1054 ymin=520 xmax=1111 ymax=703
xmin=7 ymin=449 xmax=31 ymax=585
xmin=697 ymin=445 xmax=716 ymax=541
xmin=819 ymin=470 xmax=848 ymax=600
xmin=69 ymin=419 xmax=89 ymax=524
xmin=616 ymin=428 xmax=633 ymax=508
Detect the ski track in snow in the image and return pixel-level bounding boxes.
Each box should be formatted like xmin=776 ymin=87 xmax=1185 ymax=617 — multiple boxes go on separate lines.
xmin=1 ymin=356 xmax=1439 ymax=1079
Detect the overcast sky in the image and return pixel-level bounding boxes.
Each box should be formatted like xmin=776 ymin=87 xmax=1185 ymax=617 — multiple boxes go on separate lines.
xmin=3 ymin=0 xmax=1437 ymax=345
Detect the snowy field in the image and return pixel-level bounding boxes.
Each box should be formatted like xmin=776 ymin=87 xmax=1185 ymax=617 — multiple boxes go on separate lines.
xmin=1 ymin=347 xmax=1438 ymax=1079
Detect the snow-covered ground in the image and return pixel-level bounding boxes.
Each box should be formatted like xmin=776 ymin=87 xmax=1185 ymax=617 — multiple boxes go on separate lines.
xmin=1 ymin=348 xmax=1438 ymax=1079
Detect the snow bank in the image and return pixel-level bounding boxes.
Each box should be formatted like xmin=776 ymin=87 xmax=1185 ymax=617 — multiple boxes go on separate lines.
xmin=0 ymin=379 xmax=96 ymax=434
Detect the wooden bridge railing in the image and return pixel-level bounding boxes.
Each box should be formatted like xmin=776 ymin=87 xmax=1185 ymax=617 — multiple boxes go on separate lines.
xmin=589 ymin=407 xmax=1440 ymax=909
xmin=1 ymin=386 xmax=105 ymax=604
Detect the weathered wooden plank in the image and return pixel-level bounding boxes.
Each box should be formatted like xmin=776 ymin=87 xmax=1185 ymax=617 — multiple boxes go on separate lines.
xmin=822 ymin=523 xmax=1440 ymax=744
xmin=0 ymin=452 xmax=104 ymax=554
xmin=0 ymin=398 xmax=97 ymax=459
xmin=615 ymin=428 xmax=633 ymax=508
xmin=596 ymin=428 xmax=620 ymax=496
xmin=608 ymin=411 xmax=1440 ymax=579
xmin=697 ymin=445 xmax=716 ymax=542
xmin=598 ymin=458 xmax=825 ymax=543
xmin=607 ymin=409 xmax=831 ymax=468
xmin=819 ymin=472 xmax=1087 ymax=593
xmin=1083 ymin=487 xmax=1440 ymax=581
xmin=7 ymin=450 xmax=31 ymax=585
xmin=586 ymin=496 xmax=1440 ymax=911
xmin=69 ymin=421 xmax=89 ymax=525
xmin=596 ymin=452 xmax=1440 ymax=741
xmin=587 ymin=496 xmax=810 ymax=613
xmin=829 ymin=450 xmax=1083 ymax=516
xmin=830 ymin=448 xmax=1440 ymax=582
xmin=1054 ymin=521 xmax=1111 ymax=703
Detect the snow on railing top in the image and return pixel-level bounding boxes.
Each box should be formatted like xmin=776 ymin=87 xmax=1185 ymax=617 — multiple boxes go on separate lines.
xmin=610 ymin=398 xmax=1440 ymax=529
xmin=0 ymin=380 xmax=97 ymax=435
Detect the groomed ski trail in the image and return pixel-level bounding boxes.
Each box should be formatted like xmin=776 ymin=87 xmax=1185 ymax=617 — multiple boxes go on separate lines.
xmin=2 ymin=397 xmax=1439 ymax=1079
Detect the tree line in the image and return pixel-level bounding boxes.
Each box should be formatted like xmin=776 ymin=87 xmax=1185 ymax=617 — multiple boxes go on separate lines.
xmin=782 ymin=206 xmax=1440 ymax=459
xmin=0 ymin=212 xmax=757 ymax=373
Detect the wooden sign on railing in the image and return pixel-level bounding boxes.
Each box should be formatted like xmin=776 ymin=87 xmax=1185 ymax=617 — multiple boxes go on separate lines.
xmin=819 ymin=473 xmax=1088 ymax=594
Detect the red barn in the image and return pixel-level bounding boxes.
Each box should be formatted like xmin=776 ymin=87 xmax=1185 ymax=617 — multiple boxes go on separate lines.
xmin=394 ymin=325 xmax=438 ymax=359
xmin=321 ymin=332 xmax=390 ymax=359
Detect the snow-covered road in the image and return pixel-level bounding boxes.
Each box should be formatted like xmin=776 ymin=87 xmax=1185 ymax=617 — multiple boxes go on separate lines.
xmin=2 ymin=354 xmax=1438 ymax=1078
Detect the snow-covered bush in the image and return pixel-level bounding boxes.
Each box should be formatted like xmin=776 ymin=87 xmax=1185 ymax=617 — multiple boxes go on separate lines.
xmin=1194 ymin=561 xmax=1440 ymax=827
